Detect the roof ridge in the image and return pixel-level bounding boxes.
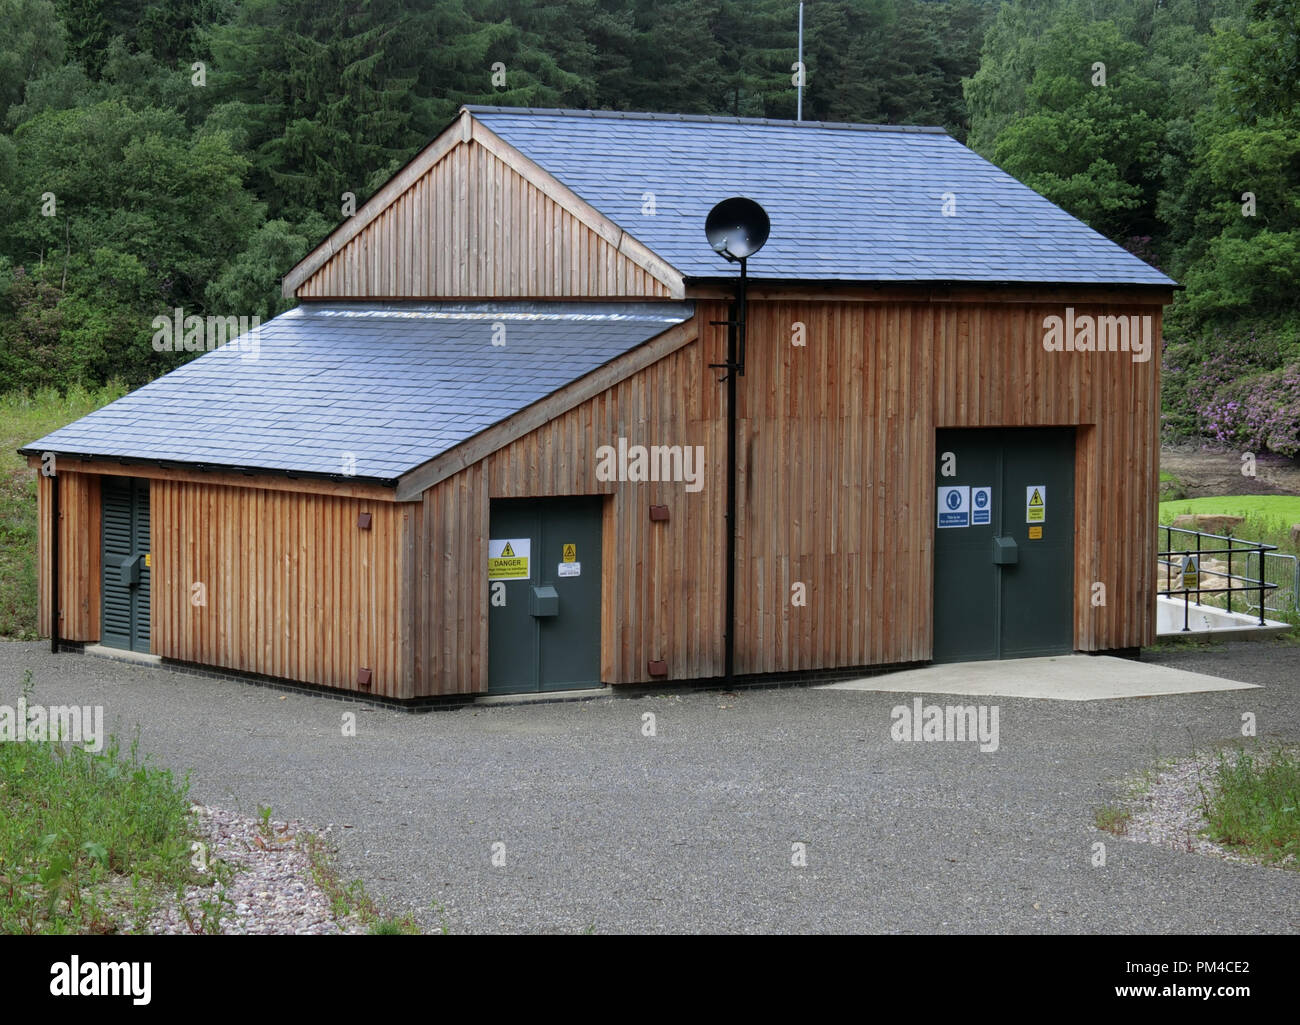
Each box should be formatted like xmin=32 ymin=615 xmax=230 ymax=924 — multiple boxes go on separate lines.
xmin=462 ymin=105 xmax=949 ymax=135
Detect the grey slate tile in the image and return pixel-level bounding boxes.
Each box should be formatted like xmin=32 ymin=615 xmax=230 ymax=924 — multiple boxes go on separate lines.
xmin=24 ymin=301 xmax=693 ymax=480
xmin=470 ymin=107 xmax=1175 ymax=286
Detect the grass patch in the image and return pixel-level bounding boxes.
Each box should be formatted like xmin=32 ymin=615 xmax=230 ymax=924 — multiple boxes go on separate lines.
xmin=300 ymin=831 xmax=420 ymax=935
xmin=0 ymin=384 xmax=128 ymax=639
xmin=1198 ymin=746 xmax=1300 ymax=868
xmin=0 ymin=670 xmax=203 ymax=933
xmin=1159 ymin=496 xmax=1300 ymax=544
xmin=1158 ymin=470 xmax=1187 ymax=502
xmin=1094 ymin=804 xmax=1132 ymax=835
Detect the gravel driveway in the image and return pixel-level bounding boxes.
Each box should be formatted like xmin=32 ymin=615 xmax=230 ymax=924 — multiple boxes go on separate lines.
xmin=4 ymin=639 xmax=1298 ymax=933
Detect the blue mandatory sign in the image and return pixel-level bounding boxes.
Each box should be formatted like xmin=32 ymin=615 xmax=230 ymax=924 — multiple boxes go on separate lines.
xmin=971 ymin=486 xmax=992 ymax=525
xmin=937 ymin=485 xmax=970 ymax=529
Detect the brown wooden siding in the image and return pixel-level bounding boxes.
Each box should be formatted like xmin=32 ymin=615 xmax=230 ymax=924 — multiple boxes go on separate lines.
xmin=414 ymin=298 xmax=1160 ymax=695
xmin=148 ymin=481 xmax=415 ymax=698
xmin=37 ymin=470 xmax=101 ymax=642
xmin=297 ymin=137 xmax=675 ymax=300
xmin=35 ymin=297 xmax=1161 ymax=698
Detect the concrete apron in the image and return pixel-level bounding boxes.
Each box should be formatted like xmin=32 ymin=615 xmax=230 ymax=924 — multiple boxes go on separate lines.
xmin=819 ymin=654 xmax=1259 ymax=701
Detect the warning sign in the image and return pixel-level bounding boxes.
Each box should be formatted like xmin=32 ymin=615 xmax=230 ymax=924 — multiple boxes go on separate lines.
xmin=1026 ymin=486 xmax=1046 ymax=524
xmin=1181 ymin=554 xmax=1199 ymax=590
xmin=971 ymin=486 xmax=992 ymax=526
xmin=937 ymin=486 xmax=970 ymax=528
xmin=562 ymin=543 xmax=577 ymax=563
xmin=1028 ymin=526 xmax=1042 ymax=540
xmin=488 ymin=538 xmax=530 ymax=580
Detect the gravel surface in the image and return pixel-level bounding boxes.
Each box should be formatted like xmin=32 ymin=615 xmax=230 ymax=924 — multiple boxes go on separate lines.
xmin=1117 ymin=752 xmax=1295 ymax=868
xmin=3 ymin=638 xmax=1299 ymax=934
xmin=147 ymin=806 xmax=365 ymax=935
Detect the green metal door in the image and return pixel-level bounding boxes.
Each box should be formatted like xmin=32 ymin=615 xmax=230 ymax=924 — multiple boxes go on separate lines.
xmin=488 ymin=496 xmax=602 ymax=693
xmin=933 ymin=429 xmax=1074 ymax=663
xmin=101 ymin=476 xmax=151 ymax=653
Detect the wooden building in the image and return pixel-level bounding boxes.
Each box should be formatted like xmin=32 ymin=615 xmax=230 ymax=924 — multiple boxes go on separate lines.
xmin=24 ymin=107 xmax=1176 ymax=700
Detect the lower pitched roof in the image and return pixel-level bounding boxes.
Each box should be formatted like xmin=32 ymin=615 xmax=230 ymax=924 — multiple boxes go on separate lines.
xmin=23 ymin=301 xmax=693 ymax=483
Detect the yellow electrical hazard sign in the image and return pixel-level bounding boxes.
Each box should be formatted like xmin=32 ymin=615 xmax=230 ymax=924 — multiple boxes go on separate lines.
xmin=1026 ymin=486 xmax=1046 ymax=524
xmin=488 ymin=538 xmax=530 ymax=580
xmin=144 ymin=552 xmax=152 ymax=568
xmin=1181 ymin=554 xmax=1199 ymax=590
xmin=562 ymin=543 xmax=577 ymax=563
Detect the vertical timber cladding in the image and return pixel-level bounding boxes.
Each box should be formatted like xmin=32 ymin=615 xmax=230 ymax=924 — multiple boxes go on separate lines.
xmin=415 ymin=295 xmax=1160 ymax=695
xmin=36 ymin=469 xmax=101 ymax=642
xmin=417 ymin=336 xmax=726 ymax=696
xmin=149 ymin=479 xmax=415 ymax=698
xmin=294 ymin=131 xmax=675 ymax=299
xmin=931 ymin=298 xmax=1161 ymax=652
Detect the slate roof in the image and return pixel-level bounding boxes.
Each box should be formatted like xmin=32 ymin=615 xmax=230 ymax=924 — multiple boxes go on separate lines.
xmin=468 ymin=107 xmax=1175 ymax=287
xmin=22 ymin=302 xmax=692 ymax=480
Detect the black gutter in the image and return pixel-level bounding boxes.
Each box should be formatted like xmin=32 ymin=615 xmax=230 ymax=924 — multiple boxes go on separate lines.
xmin=707 ymin=258 xmax=751 ymax=688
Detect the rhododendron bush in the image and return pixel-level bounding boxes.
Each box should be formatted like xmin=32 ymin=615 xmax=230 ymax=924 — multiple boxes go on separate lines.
xmin=1162 ymin=327 xmax=1300 ymax=456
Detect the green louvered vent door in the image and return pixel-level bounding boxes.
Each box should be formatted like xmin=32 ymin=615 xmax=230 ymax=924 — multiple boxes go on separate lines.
xmin=101 ymin=477 xmax=151 ymax=653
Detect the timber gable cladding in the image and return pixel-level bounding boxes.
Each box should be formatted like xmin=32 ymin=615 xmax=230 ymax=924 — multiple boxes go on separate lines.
xmin=29 ymin=106 xmax=1175 ymax=699
xmin=286 ymin=112 xmax=684 ymax=300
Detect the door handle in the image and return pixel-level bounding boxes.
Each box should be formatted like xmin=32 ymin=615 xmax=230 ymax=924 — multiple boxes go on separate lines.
xmin=530 ymin=585 xmax=559 ymax=617
xmin=118 ymin=554 xmax=142 ymax=587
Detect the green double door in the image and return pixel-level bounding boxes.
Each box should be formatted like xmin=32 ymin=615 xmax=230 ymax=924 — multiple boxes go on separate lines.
xmin=101 ymin=476 xmax=151 ymax=653
xmin=487 ymin=497 xmax=603 ymax=693
xmin=933 ymin=428 xmax=1075 ymax=663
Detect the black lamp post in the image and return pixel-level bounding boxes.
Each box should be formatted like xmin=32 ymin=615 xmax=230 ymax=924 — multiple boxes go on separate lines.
xmin=705 ymin=197 xmax=770 ymax=688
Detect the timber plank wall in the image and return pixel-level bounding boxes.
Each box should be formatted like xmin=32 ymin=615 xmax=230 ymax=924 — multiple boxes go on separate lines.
xmin=36 ymin=295 xmax=1160 ymax=699
xmin=37 ymin=468 xmax=414 ymax=699
xmin=294 ymin=127 xmax=677 ymax=300
xmin=413 ymin=295 xmax=1162 ymax=696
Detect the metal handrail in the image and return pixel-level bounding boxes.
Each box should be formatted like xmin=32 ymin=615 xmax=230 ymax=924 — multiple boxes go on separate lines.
xmin=1157 ymin=524 xmax=1278 ymax=630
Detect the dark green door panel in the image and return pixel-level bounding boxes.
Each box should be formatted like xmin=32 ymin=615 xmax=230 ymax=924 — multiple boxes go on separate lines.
xmin=487 ymin=502 xmax=537 ymax=693
xmin=101 ymin=476 xmax=151 ymax=653
xmin=932 ymin=436 xmax=1000 ymax=662
xmin=933 ymin=429 xmax=1074 ymax=663
xmin=537 ymin=499 xmax=602 ymax=690
xmin=488 ymin=497 xmax=603 ymax=693
xmin=1000 ymin=430 xmax=1075 ymax=657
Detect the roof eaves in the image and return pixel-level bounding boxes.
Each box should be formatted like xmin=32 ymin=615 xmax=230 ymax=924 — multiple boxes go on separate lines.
xmin=13 ymin=450 xmax=401 ymax=487
xmin=681 ymin=275 xmax=1181 ymax=290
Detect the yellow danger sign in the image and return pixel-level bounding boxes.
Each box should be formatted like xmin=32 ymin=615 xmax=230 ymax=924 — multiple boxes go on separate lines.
xmin=1026 ymin=485 xmax=1046 ymax=524
xmin=488 ymin=538 xmax=530 ymax=580
xmin=562 ymin=543 xmax=577 ymax=563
